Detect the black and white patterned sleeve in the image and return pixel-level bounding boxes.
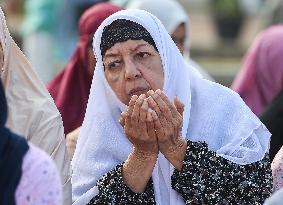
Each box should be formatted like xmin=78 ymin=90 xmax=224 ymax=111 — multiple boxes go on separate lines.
xmin=87 ymin=164 xmax=156 ymax=205
xmin=171 ymin=140 xmax=272 ymax=205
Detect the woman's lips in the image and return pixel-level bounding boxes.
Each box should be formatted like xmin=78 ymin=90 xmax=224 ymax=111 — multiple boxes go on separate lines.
xmin=129 ymin=87 xmax=149 ymax=96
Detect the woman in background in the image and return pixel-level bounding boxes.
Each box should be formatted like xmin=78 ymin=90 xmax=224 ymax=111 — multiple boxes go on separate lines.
xmin=232 ymin=25 xmax=283 ymax=161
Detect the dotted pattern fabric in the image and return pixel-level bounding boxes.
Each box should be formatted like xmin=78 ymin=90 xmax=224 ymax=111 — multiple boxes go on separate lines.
xmin=88 ymin=139 xmax=272 ymax=204
xmin=15 ymin=144 xmax=62 ymax=205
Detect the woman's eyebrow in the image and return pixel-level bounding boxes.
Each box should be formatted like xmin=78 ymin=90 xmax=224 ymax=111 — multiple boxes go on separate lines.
xmin=133 ymin=43 xmax=149 ymax=51
xmin=104 ymin=43 xmax=152 ymax=60
xmin=104 ymin=53 xmax=119 ymax=59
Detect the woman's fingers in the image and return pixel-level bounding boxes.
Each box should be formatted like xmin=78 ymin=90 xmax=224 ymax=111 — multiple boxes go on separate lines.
xmin=124 ymin=95 xmax=138 ymax=139
xmin=128 ymin=95 xmax=139 ymax=116
xmin=146 ymin=109 xmax=156 ymax=139
xmin=147 ymin=92 xmax=161 ymax=116
xmin=151 ymin=110 xmax=165 ymax=141
xmin=140 ymin=99 xmax=148 ymax=123
xmin=174 ymin=96 xmax=185 ymax=116
xmin=121 ymin=94 xmax=160 ymax=155
xmin=147 ymin=89 xmax=173 ymax=121
xmin=131 ymin=94 xmax=146 ymax=126
xmin=146 ymin=90 xmax=183 ymax=145
xmin=157 ymin=90 xmax=177 ymax=115
xmin=157 ymin=90 xmax=183 ymax=120
xmin=139 ymin=99 xmax=149 ymax=136
xmin=119 ymin=112 xmax=127 ymax=127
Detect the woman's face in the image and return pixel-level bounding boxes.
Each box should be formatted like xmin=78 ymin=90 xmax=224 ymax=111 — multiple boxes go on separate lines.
xmin=171 ymin=23 xmax=186 ymax=55
xmin=103 ymin=39 xmax=164 ymax=105
xmin=0 ymin=43 xmax=4 ymax=70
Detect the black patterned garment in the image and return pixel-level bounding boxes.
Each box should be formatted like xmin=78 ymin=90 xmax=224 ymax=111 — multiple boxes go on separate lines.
xmin=88 ymin=140 xmax=272 ymax=205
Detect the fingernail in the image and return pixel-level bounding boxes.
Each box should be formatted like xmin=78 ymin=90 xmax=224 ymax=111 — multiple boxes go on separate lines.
xmin=148 ymin=90 xmax=154 ymax=95
xmin=156 ymin=89 xmax=162 ymax=94
xmin=131 ymin=95 xmax=138 ymax=100
xmin=140 ymin=94 xmax=146 ymax=99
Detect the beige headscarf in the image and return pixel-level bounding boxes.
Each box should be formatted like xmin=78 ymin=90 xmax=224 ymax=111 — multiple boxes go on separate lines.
xmin=0 ymin=8 xmax=71 ymax=205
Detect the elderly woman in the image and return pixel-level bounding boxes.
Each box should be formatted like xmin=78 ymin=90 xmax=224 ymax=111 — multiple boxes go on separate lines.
xmin=0 ymin=81 xmax=62 ymax=205
xmin=0 ymin=7 xmax=71 ymax=204
xmin=72 ymin=10 xmax=272 ymax=205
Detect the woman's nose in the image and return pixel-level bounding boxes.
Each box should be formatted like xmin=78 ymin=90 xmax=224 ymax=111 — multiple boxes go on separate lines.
xmin=124 ymin=58 xmax=141 ymax=80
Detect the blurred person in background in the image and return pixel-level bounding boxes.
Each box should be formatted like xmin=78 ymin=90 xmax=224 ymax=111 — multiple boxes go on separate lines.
xmin=231 ymin=25 xmax=283 ymax=161
xmin=0 ymin=81 xmax=62 ymax=205
xmin=265 ymin=0 xmax=283 ymax=25
xmin=48 ymin=2 xmax=122 ymax=158
xmin=260 ymin=88 xmax=283 ymax=161
xmin=0 ymin=8 xmax=71 ymax=205
xmin=56 ymin=0 xmax=110 ymax=68
xmin=127 ymin=0 xmax=214 ymax=81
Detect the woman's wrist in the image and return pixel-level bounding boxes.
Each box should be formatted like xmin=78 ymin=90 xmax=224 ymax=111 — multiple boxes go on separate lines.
xmin=132 ymin=146 xmax=158 ymax=161
xmin=122 ymin=146 xmax=158 ymax=193
xmin=159 ymin=137 xmax=187 ymax=171
xmin=159 ymin=137 xmax=185 ymax=154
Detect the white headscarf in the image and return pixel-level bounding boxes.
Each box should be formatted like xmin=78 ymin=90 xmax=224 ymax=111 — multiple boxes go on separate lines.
xmin=72 ymin=9 xmax=270 ymax=205
xmin=0 ymin=8 xmax=71 ymax=205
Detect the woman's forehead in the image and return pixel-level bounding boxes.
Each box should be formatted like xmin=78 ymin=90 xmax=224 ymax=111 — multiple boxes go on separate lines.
xmin=105 ymin=40 xmax=152 ymax=53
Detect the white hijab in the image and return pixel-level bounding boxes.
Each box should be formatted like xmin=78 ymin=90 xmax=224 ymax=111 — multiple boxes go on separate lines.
xmin=0 ymin=8 xmax=71 ymax=205
xmin=72 ymin=9 xmax=270 ymax=205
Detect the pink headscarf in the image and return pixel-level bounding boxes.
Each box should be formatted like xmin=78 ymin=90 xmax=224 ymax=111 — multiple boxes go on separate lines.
xmin=232 ymin=25 xmax=283 ymax=116
xmin=47 ymin=3 xmax=121 ymax=134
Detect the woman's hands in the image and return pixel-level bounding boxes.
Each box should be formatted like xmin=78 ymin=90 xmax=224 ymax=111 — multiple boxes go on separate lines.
xmin=120 ymin=90 xmax=187 ymax=193
xmin=147 ymin=89 xmax=185 ymax=156
xmin=120 ymin=89 xmax=187 ymax=171
xmin=120 ymin=94 xmax=159 ymax=193
xmin=120 ymin=94 xmax=158 ymax=156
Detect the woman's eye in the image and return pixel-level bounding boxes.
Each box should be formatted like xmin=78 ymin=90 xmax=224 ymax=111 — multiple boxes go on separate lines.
xmin=136 ymin=52 xmax=150 ymax=59
xmin=107 ymin=61 xmax=121 ymax=70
